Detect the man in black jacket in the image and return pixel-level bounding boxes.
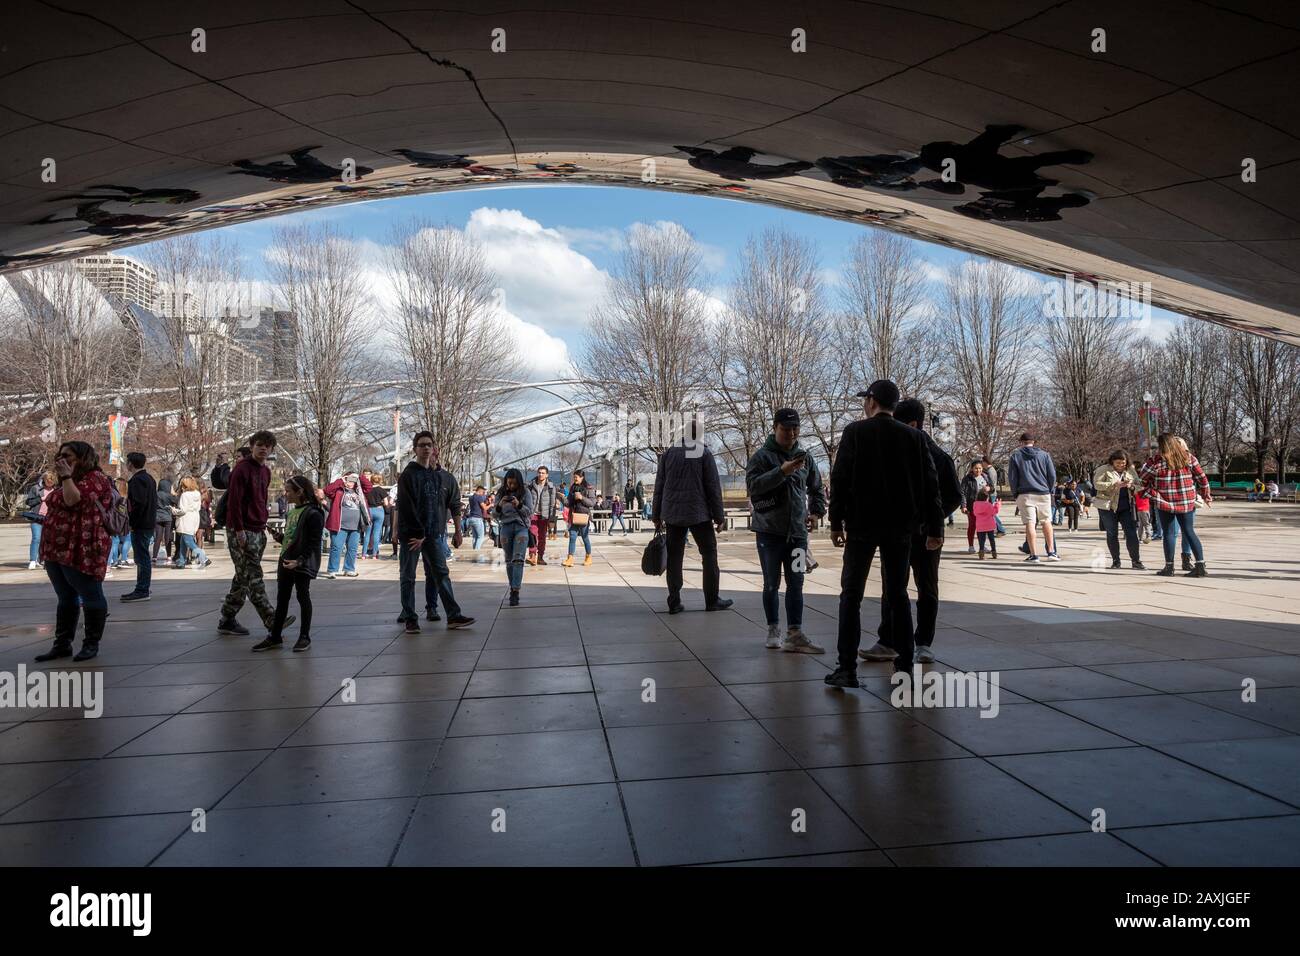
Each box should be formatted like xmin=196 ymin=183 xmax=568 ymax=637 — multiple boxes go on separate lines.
xmin=825 ymin=380 xmax=944 ymax=688
xmin=122 ymin=451 xmax=157 ymax=602
xmin=652 ymin=420 xmax=732 ymax=614
xmin=395 ymin=432 xmax=473 ymax=633
xmin=861 ymin=397 xmax=962 ymax=665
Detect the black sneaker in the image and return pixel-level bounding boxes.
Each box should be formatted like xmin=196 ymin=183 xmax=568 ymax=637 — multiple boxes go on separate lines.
xmin=446 ymin=615 xmax=475 ymax=629
xmin=404 ymin=619 xmax=420 ymax=634
xmin=1018 ymin=542 xmax=1029 ymax=554
xmin=218 ymin=618 xmax=250 ymax=636
xmin=292 ymin=636 xmax=311 ymax=652
xmin=426 ymin=608 xmax=441 ymax=622
xmin=823 ymin=667 xmax=860 ymax=689
xmin=1156 ymin=564 xmax=1175 ymax=576
xmin=1131 ymin=561 xmax=1146 ymax=570
xmin=1110 ymin=559 xmax=1121 ymax=569
xmin=120 ymin=592 xmax=150 ymax=602
xmin=251 ymin=637 xmax=283 ymax=652
xmin=508 ymin=590 xmax=519 ymax=607
xmin=667 ymin=601 xmax=684 ymax=615
xmin=706 ymin=598 xmax=734 ymax=611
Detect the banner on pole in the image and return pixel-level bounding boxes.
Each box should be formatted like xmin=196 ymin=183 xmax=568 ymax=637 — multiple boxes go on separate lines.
xmin=1138 ymin=405 xmax=1160 ymax=451
xmin=108 ymin=413 xmax=131 ymax=464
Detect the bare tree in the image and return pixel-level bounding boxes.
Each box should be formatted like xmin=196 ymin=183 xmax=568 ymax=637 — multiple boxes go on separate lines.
xmin=1202 ymin=326 xmax=1243 ymax=487
xmin=266 ymin=223 xmax=372 ymax=483
xmin=711 ymin=228 xmax=826 ymax=469
xmin=1232 ymin=331 xmax=1284 ymax=479
xmin=137 ymin=234 xmax=258 ymax=474
xmin=1269 ymin=343 xmax=1300 ymax=484
xmin=1151 ymin=319 xmax=1216 ymax=457
xmin=385 ymin=219 xmax=524 ymax=477
xmin=1044 ymin=285 xmax=1135 ymax=432
xmin=937 ymin=259 xmax=1035 ymax=459
xmin=574 ymin=223 xmax=713 ymax=449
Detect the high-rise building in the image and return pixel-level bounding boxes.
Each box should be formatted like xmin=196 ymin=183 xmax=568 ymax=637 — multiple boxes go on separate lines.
xmin=73 ymin=254 xmax=158 ymax=311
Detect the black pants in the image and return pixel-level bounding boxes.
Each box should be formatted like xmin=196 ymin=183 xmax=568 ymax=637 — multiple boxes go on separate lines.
xmin=152 ymin=518 xmax=174 ymax=559
xmin=1098 ymin=508 xmax=1140 ymax=563
xmin=1064 ymin=503 xmax=1079 ymax=531
xmin=877 ymin=533 xmax=941 ymax=650
xmin=665 ymin=521 xmax=719 ymax=607
xmin=838 ymin=533 xmax=913 ymax=672
xmin=272 ymin=567 xmax=311 ymax=639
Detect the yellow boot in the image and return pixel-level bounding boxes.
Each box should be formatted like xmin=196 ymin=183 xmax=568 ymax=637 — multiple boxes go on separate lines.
xmin=562 ymin=555 xmax=574 ymax=568
xmin=583 ymin=554 xmax=593 ymax=567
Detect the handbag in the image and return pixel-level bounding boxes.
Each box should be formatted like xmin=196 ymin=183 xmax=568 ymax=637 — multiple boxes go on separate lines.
xmin=20 ymin=508 xmax=45 ymax=524
xmin=641 ymin=530 xmax=668 ymax=576
xmin=570 ymin=511 xmax=590 ymax=526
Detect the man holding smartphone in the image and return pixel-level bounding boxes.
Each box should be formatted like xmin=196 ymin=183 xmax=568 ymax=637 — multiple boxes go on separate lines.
xmin=745 ymin=408 xmax=825 ymax=652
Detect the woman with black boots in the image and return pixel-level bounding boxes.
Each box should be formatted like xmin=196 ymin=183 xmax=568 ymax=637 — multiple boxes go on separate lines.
xmin=253 ymin=475 xmax=324 ymax=651
xmin=1140 ymin=433 xmax=1212 ymax=577
xmin=493 ymin=468 xmax=535 ymax=606
xmin=34 ymin=441 xmax=114 ymax=663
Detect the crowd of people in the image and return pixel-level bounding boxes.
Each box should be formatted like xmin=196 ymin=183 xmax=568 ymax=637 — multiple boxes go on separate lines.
xmin=24 ymin=384 xmax=1226 ymax=679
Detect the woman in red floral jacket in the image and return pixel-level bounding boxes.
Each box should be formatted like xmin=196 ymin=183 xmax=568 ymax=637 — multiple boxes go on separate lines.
xmin=1140 ymin=433 xmax=1211 ymax=578
xmin=34 ymin=440 xmax=114 ymax=662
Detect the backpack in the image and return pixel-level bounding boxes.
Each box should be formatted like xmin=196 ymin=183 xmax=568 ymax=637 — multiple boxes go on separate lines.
xmin=95 ymin=479 xmax=131 ymax=538
xmin=211 ymin=462 xmax=231 ymax=490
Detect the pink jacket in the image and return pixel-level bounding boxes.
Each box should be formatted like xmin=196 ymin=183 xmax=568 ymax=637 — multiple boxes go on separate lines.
xmin=972 ymin=499 xmax=1000 ymax=533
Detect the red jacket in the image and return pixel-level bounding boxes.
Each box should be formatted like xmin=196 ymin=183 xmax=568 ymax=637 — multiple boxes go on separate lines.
xmin=1139 ymin=454 xmax=1211 ymax=514
xmin=225 ymin=457 xmax=270 ymax=533
xmin=323 ymin=474 xmax=373 ymax=533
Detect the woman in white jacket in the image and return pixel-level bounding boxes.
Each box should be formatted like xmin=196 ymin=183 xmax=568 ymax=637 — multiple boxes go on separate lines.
xmin=173 ymin=476 xmax=211 ymax=569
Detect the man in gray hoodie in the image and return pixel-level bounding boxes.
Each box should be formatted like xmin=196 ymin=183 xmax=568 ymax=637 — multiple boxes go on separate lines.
xmin=1007 ymin=431 xmax=1059 ymax=562
xmin=745 ymin=407 xmax=826 ymax=653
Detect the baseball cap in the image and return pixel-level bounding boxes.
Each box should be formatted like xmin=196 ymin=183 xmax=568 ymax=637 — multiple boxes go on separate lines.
xmin=856 ymin=379 xmax=900 ymax=409
xmin=773 ymin=407 xmax=801 ymax=427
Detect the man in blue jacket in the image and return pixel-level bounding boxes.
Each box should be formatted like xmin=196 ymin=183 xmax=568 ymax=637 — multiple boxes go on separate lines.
xmin=1008 ymin=431 xmax=1059 ymax=562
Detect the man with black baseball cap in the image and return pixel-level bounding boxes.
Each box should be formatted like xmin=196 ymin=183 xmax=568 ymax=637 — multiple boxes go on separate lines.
xmin=825 ymin=380 xmax=944 ymax=689
xmin=745 ymin=407 xmax=826 ymax=653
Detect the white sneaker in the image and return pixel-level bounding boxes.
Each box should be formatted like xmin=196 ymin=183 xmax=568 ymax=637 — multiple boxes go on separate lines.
xmin=345 ymin=570 xmax=359 ymax=577
xmin=324 ymin=572 xmax=336 ymax=579
xmin=765 ymin=625 xmax=782 ymax=649
xmin=781 ymin=628 xmax=824 ymax=654
xmin=967 ymin=546 xmax=976 ymax=554
xmin=27 ymin=560 xmax=38 ymax=570
xmin=916 ymin=645 xmax=936 ymax=663
xmin=858 ymin=641 xmax=898 ymax=661
xmin=1046 ymin=552 xmax=1061 ymax=562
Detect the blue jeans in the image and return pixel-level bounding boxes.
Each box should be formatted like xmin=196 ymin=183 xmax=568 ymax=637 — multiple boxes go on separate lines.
xmin=501 ymin=521 xmax=528 ymax=590
xmin=131 ymin=530 xmax=154 ymax=593
xmin=400 ymin=536 xmax=460 ymax=621
xmin=328 ymin=528 xmax=360 ymax=573
xmin=468 ymin=516 xmax=486 ymax=550
xmin=755 ymin=532 xmax=805 ymax=627
xmin=568 ymin=521 xmax=591 ymax=556
xmin=366 ymin=507 xmax=385 ymax=555
xmin=108 ymin=534 xmax=129 ymax=565
xmin=1158 ymin=510 xmax=1203 ymax=563
xmin=174 ymin=532 xmax=207 ymax=568
xmin=608 ymin=515 xmax=627 ymax=534
xmin=28 ymin=522 xmax=42 ymax=563
xmin=46 ymin=561 xmax=107 ymax=611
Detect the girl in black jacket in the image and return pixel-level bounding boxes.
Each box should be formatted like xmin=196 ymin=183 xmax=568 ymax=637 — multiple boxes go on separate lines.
xmin=254 ymin=475 xmax=325 ymax=652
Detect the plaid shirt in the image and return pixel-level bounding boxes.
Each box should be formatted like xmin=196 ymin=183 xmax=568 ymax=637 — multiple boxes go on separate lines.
xmin=1139 ymin=454 xmax=1211 ymax=514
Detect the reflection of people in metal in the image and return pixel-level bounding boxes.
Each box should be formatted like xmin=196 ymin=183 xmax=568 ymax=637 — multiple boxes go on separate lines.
xmin=50 ymin=185 xmax=200 ymax=205
xmin=815 ymin=154 xmax=962 ymax=194
xmin=31 ymin=201 xmax=182 ymax=237
xmin=393 ymin=148 xmax=473 ymax=169
xmin=675 ymin=145 xmax=812 ymax=181
xmin=230 ymin=147 xmax=374 ymax=183
xmin=955 ymin=186 xmax=1090 ymax=222
xmin=918 ymin=124 xmax=1092 ymax=192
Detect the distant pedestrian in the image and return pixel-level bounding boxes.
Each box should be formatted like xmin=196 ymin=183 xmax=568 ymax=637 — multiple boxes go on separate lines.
xmin=121 ymin=452 xmax=158 ymax=601
xmin=396 ymin=432 xmax=473 ymax=632
xmin=255 ymin=474 xmax=325 ymax=652
xmin=973 ymin=488 xmax=1000 ymax=558
xmin=1094 ymin=450 xmax=1145 ymax=570
xmin=216 ymin=431 xmax=282 ymax=636
xmin=607 ymin=494 xmax=628 ymax=535
xmin=1141 ymin=433 xmax=1211 ymax=577
xmin=22 ymin=471 xmax=57 ymax=570
xmin=173 ymin=476 xmax=211 ymax=569
xmin=527 ymin=466 xmax=558 ymax=564
xmin=562 ymin=470 xmax=594 ymax=567
xmin=494 ymin=468 xmax=534 ymax=606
